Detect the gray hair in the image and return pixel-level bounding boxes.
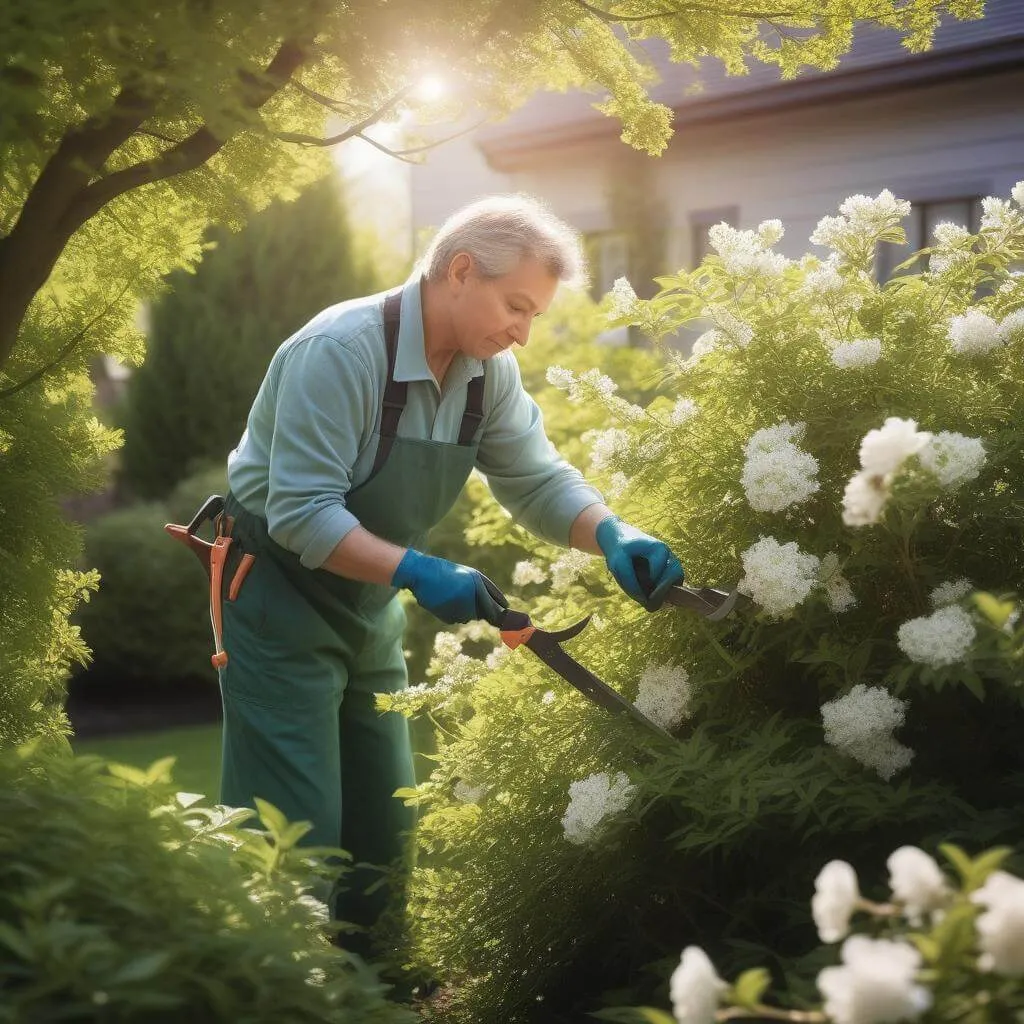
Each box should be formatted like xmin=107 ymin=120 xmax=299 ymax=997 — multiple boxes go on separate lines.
xmin=420 ymin=194 xmax=588 ymax=289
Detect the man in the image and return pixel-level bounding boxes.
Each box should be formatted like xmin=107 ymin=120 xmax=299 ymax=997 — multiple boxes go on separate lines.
xmin=218 ymin=194 xmax=684 ymax=956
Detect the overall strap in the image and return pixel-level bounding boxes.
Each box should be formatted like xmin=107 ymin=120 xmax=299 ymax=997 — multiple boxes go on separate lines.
xmin=371 ymin=289 xmax=407 ymax=478
xmin=458 ymin=372 xmax=486 ymax=445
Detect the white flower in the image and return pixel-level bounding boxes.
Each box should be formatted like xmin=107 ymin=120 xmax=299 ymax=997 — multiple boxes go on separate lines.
xmin=541 ymin=690 xmax=556 ymax=704
xmin=929 ymin=578 xmax=972 ymax=607
xmin=831 ymin=338 xmax=882 ymax=369
xmin=813 ymin=860 xmax=861 ymax=943
xmin=634 ymin=662 xmax=692 ymax=732
xmin=817 ymin=936 xmax=931 ymax=1024
xmin=608 ymin=277 xmax=641 ymax=320
xmin=707 ymin=222 xmax=789 ymax=278
xmin=512 ymin=560 xmax=547 ymax=587
xmin=485 ymin=645 xmax=509 ymax=670
xmin=705 ymin=305 xmax=755 ymax=348
xmin=1012 ymin=181 xmax=1024 ymax=208
xmin=453 ymin=780 xmax=487 ymax=804
xmin=757 ymin=218 xmax=785 ymax=246
xmin=545 ymin=365 xmax=575 ymax=389
xmin=550 ymin=549 xmax=593 ymax=593
xmin=858 ymin=417 xmax=932 ymax=477
xmin=607 ymin=471 xmax=630 ymax=499
xmin=689 ymin=329 xmax=720 ymax=362
xmin=972 ymin=870 xmax=1024 ymax=975
xmin=1001 ymin=309 xmax=1024 ymax=339
xmin=897 ymin=605 xmax=976 ymax=669
xmin=737 ymin=536 xmax=820 ymax=618
xmin=800 ymin=260 xmax=847 ymax=300
xmin=918 ymin=431 xmax=986 ymax=489
xmin=432 ymin=631 xmax=463 ymax=664
xmin=842 ymin=470 xmax=889 ymax=527
xmin=811 ymin=191 xmax=912 ymax=253
xmin=669 ymin=946 xmax=728 ymax=1024
xmin=670 ymin=397 xmax=698 ymax=426
xmin=821 ymin=684 xmax=914 ymax=780
xmin=579 ymin=367 xmax=618 ymax=399
xmin=820 ymin=553 xmax=857 ymax=612
xmin=933 ymin=222 xmax=972 ymax=247
xmin=741 ymin=421 xmax=820 ymax=513
xmin=948 ymin=309 xmax=1005 ymax=356
xmin=887 ymin=847 xmax=949 ymax=924
xmin=586 ymin=427 xmax=632 ymax=473
xmin=560 ymin=770 xmax=636 ymax=845
xmin=980 ymin=196 xmax=1024 ymax=241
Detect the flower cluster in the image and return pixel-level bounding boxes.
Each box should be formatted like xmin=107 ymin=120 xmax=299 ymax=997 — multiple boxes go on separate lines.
xmin=842 ymin=416 xmax=931 ymax=526
xmin=549 ymin=548 xmax=594 ymax=592
xmin=608 ymin=277 xmax=641 ymax=321
xmin=512 ymin=560 xmax=548 ymax=587
xmin=560 ymin=770 xmax=636 ymax=845
xmin=810 ymin=189 xmax=912 ymax=261
xmin=633 ymin=662 xmax=693 ymax=732
xmin=819 ymin=553 xmax=857 ymax=613
xmin=897 ymin=605 xmax=976 ymax=669
xmin=929 ymin=577 xmax=972 ymax=607
xmin=545 ymin=365 xmax=618 ymax=402
xmin=584 ymin=426 xmax=632 ymax=473
xmin=918 ymin=431 xmax=986 ymax=489
xmin=737 ymin=535 xmax=820 ymax=618
xmin=821 ymin=683 xmax=913 ymax=780
xmin=947 ymin=309 xmax=1010 ymax=356
xmin=973 ymin=871 xmax=1024 ymax=974
xmin=706 ymin=220 xmax=790 ymax=279
xmin=740 ymin=420 xmax=820 ymax=513
xmin=829 ymin=337 xmax=882 ymax=369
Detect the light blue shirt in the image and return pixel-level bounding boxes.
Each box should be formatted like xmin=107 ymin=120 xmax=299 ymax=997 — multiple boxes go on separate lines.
xmin=227 ymin=277 xmax=604 ymax=569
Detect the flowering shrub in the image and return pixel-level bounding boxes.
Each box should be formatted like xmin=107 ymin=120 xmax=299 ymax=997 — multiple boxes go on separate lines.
xmin=599 ymin=845 xmax=1024 ymax=1024
xmin=384 ymin=185 xmax=1024 ymax=1022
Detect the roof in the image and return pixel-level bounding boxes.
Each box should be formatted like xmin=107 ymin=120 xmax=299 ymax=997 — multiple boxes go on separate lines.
xmin=478 ymin=0 xmax=1024 ymax=169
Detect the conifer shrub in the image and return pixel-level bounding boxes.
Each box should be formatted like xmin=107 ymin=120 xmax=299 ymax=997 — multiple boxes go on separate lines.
xmin=382 ymin=186 xmax=1024 ymax=1022
xmin=0 ymin=744 xmax=414 ymax=1022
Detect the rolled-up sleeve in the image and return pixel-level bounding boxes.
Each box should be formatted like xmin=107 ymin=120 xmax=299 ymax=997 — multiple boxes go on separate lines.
xmin=264 ymin=334 xmax=375 ymax=568
xmin=476 ymin=354 xmax=603 ymax=546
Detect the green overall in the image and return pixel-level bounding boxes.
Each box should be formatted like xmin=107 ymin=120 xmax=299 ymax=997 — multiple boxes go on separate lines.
xmin=218 ymin=289 xmax=484 ymax=951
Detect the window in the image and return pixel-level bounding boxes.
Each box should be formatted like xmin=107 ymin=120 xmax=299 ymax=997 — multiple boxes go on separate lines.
xmin=689 ymin=206 xmax=739 ymax=269
xmin=876 ymin=196 xmax=984 ymax=281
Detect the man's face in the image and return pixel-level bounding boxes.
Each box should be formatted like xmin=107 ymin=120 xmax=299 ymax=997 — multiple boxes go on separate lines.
xmin=449 ymin=255 xmax=560 ymax=360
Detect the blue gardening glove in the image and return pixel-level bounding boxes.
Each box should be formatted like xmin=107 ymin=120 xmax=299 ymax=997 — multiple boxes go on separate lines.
xmin=596 ymin=515 xmax=685 ymax=611
xmin=392 ymin=549 xmax=508 ymax=625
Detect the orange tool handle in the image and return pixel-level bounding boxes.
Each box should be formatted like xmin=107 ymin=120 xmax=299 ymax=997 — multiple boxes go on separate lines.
xmin=209 ymin=535 xmax=232 ymax=668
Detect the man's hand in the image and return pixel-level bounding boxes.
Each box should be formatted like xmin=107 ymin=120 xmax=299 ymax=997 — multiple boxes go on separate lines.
xmin=596 ymin=515 xmax=685 ymax=611
xmin=392 ymin=549 xmax=508 ymax=625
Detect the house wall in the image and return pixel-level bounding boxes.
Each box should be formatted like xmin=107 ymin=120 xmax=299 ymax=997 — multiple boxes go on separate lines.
xmin=496 ymin=68 xmax=1024 ymax=273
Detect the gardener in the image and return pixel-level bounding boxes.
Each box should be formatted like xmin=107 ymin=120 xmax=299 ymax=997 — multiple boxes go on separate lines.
xmin=217 ymin=194 xmax=684 ymax=957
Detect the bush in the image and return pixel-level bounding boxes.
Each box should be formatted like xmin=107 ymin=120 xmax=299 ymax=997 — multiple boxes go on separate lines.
xmin=0 ymin=744 xmax=414 ymax=1023
xmin=74 ymin=464 xmax=228 ymax=688
xmin=382 ymin=186 xmax=1024 ymax=1022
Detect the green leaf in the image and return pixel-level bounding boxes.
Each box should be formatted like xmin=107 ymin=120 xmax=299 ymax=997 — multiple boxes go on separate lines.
xmin=731 ymin=967 xmax=771 ymax=1009
xmin=253 ymin=797 xmax=290 ymax=838
xmin=109 ymin=951 xmax=174 ymax=985
xmin=972 ymin=592 xmax=1015 ymax=628
xmin=939 ymin=843 xmax=973 ymax=884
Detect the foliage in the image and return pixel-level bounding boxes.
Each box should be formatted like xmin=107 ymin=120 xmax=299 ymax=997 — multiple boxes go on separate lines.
xmin=74 ymin=464 xmax=228 ymax=689
xmin=601 ymin=844 xmax=1024 ymax=1024
xmin=0 ymin=0 xmax=983 ymax=746
xmin=382 ymin=186 xmax=1024 ymax=1022
xmin=118 ymin=176 xmax=385 ymax=500
xmin=0 ymin=742 xmax=415 ymax=1023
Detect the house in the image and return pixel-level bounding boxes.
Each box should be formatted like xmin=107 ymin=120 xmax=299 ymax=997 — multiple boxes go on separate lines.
xmin=410 ymin=1 xmax=1024 ymax=302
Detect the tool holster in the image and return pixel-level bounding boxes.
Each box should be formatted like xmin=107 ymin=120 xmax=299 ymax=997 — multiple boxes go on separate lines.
xmin=164 ymin=494 xmax=255 ymax=669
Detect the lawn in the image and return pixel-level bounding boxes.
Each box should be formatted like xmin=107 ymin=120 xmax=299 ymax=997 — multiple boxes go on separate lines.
xmin=74 ymin=722 xmax=222 ymax=802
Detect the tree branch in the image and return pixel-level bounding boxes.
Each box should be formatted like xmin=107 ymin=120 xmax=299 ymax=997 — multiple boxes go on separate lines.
xmin=0 ymin=282 xmax=134 ymax=400
xmin=274 ymin=83 xmax=415 ymax=147
xmin=289 ymin=78 xmax=356 ymax=115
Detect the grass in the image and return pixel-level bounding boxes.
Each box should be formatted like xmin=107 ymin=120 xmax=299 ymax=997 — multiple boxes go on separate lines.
xmin=73 ymin=722 xmax=222 ymax=802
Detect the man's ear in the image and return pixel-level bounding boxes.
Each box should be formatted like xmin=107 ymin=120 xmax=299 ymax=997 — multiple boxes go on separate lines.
xmin=448 ymin=252 xmax=474 ymax=290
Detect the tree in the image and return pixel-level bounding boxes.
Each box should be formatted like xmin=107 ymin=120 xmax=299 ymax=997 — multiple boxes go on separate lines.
xmin=0 ymin=0 xmax=984 ymax=745
xmin=118 ymin=176 xmax=384 ymax=500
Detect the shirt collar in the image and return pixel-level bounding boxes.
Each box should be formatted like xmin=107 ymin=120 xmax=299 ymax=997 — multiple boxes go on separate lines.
xmin=395 ymin=274 xmax=484 ymax=385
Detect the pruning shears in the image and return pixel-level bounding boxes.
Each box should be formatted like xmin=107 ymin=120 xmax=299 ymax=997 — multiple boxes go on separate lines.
xmin=480 ymin=562 xmax=745 ymax=743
